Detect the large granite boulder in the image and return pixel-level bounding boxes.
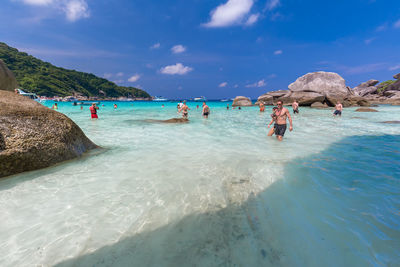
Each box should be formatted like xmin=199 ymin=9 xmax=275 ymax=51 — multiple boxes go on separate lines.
xmin=0 ymin=90 xmax=98 ymax=178
xmin=232 ymin=96 xmax=252 ymax=107
xmin=290 ymin=91 xmax=325 ymax=106
xmin=311 ymin=102 xmax=328 ymax=108
xmin=289 ymin=71 xmax=349 ymax=98
xmin=256 ymin=94 xmax=273 ymax=105
xmin=0 ymin=59 xmax=18 ymax=91
xmin=353 ymin=79 xmax=379 ymax=97
xmin=393 ymin=73 xmax=400 ymax=80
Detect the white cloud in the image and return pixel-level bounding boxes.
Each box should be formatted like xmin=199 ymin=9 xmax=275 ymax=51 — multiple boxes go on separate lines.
xmin=376 ymin=24 xmax=387 ymax=32
xmin=203 ymin=0 xmax=254 ymax=28
xmin=17 ymin=0 xmax=89 ymax=22
xmin=394 ymin=19 xmax=400 ymax=28
xmin=150 ymin=43 xmax=160 ymax=49
xmin=245 ymin=13 xmax=259 ymax=26
xmin=160 ymin=63 xmax=193 ymax=75
xmin=234 ymin=84 xmax=239 ymax=88
xmin=103 ymin=73 xmax=112 ymax=79
xmin=171 ymin=45 xmax=186 ymax=54
xmin=63 ymin=0 xmax=89 ymax=21
xmin=246 ymin=79 xmax=266 ymax=88
xmin=116 ymin=72 xmax=124 ymax=77
xmin=274 ymin=50 xmax=283 ymax=55
xmin=265 ymin=0 xmax=280 ymax=11
xmin=128 ymin=74 xmax=141 ymax=82
xmin=113 ymin=79 xmax=124 ymax=84
xmin=268 ymin=74 xmax=277 ymax=79
xmin=389 ymin=65 xmax=400 ymax=71
xmin=364 ymin=38 xmax=375 ymax=45
xmin=219 ymin=82 xmax=228 ymax=87
xmin=22 ymin=0 xmax=54 ymax=5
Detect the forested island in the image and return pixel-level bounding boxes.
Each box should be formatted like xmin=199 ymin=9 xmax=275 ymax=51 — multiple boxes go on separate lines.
xmin=0 ymin=42 xmax=151 ymax=99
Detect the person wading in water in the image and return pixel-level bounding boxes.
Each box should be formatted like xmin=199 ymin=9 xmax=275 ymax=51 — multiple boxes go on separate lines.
xmin=273 ymin=101 xmax=293 ymax=141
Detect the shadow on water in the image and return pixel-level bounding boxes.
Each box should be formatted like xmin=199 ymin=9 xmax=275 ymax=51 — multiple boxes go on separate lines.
xmin=56 ymin=135 xmax=400 ymax=267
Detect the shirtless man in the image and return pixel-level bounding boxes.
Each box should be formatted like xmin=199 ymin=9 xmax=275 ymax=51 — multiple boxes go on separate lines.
xmin=292 ymin=100 xmax=299 ymax=114
xmin=333 ymin=101 xmax=343 ymax=116
xmin=273 ymin=101 xmax=293 ymax=141
xmin=179 ymin=100 xmax=190 ymax=118
xmin=202 ymin=102 xmax=210 ymax=118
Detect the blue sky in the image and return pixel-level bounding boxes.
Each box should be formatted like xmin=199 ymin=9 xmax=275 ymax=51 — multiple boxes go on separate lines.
xmin=1 ymin=0 xmax=400 ymax=98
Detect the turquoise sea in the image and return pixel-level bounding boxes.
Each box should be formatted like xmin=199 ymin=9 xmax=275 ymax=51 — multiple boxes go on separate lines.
xmin=0 ymin=101 xmax=399 ymax=266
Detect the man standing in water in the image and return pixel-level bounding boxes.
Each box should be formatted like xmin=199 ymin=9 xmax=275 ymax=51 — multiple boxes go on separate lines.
xmin=273 ymin=101 xmax=293 ymax=141
xmin=259 ymin=102 xmax=265 ymax=112
xmin=178 ymin=100 xmax=190 ymax=118
xmin=333 ymin=101 xmax=343 ymax=116
xmin=292 ymin=100 xmax=299 ymax=114
xmin=202 ymin=102 xmax=210 ymax=118
xmin=90 ymin=103 xmax=99 ymax=119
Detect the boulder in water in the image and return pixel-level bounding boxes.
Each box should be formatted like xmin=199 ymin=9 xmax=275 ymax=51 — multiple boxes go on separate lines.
xmin=355 ymin=108 xmax=378 ymax=112
xmin=232 ymin=96 xmax=252 ymax=107
xmin=0 ymin=90 xmax=98 ymax=178
xmin=290 ymin=91 xmax=325 ymax=106
xmin=310 ymin=102 xmax=328 ymax=108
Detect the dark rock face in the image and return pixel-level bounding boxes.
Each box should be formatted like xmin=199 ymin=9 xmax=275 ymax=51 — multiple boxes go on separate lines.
xmin=0 ymin=90 xmax=98 ymax=178
xmin=232 ymin=96 xmax=252 ymax=107
xmin=355 ymin=108 xmax=378 ymax=112
xmin=256 ymin=94 xmax=273 ymax=105
xmin=386 ymin=80 xmax=400 ymax=91
xmin=0 ymin=60 xmax=18 ymax=91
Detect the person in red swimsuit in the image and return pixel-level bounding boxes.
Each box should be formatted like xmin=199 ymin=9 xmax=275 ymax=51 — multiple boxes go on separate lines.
xmin=89 ymin=103 xmax=99 ymax=119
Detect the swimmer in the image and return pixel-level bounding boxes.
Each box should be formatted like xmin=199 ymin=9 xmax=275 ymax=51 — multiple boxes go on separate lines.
xmin=333 ymin=101 xmax=343 ymax=116
xmin=238 ymin=106 xmax=241 ymax=110
xmin=259 ymin=102 xmax=265 ymax=112
xmin=114 ymin=104 xmax=118 ymax=109
xmin=162 ymin=104 xmax=165 ymax=108
xmin=196 ymin=105 xmax=199 ymax=109
xmin=202 ymin=102 xmax=210 ymax=118
xmin=52 ymin=103 xmax=58 ymax=110
xmin=227 ymin=104 xmax=229 ymax=110
xmin=90 ymin=103 xmax=99 ymax=119
xmin=178 ymin=100 xmax=190 ymax=118
xmin=267 ymin=107 xmax=278 ymax=136
xmin=292 ymin=100 xmax=299 ymax=114
xmin=80 ymin=105 xmax=83 ymax=110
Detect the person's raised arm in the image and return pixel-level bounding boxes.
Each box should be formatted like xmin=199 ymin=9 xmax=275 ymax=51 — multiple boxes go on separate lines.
xmin=267 ymin=118 xmax=274 ymax=128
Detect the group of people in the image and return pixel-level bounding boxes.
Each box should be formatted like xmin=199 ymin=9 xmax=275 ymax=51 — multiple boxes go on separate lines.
xmin=87 ymin=99 xmax=345 ymax=142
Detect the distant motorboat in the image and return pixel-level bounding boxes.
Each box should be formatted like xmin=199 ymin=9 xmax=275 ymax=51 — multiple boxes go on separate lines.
xmin=153 ymin=96 xmax=168 ymax=101
xmin=77 ymin=102 xmax=100 ymax=106
xmin=194 ymin=96 xmax=206 ymax=101
xmin=220 ymin=99 xmax=229 ymax=102
xmin=16 ymin=89 xmax=40 ymax=102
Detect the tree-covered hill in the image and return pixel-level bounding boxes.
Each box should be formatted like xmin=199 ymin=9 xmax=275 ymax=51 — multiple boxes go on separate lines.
xmin=0 ymin=42 xmax=151 ymax=98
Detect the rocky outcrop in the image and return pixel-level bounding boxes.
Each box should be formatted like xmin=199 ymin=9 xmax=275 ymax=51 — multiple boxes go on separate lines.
xmin=355 ymin=108 xmax=378 ymax=112
xmin=0 ymin=90 xmax=98 ymax=178
xmin=290 ymin=91 xmax=325 ymax=106
xmin=353 ymin=79 xmax=379 ymax=97
xmin=0 ymin=59 xmax=17 ymax=91
xmin=232 ymin=96 xmax=252 ymax=107
xmin=393 ymin=73 xmax=400 ymax=80
xmin=289 ymin=71 xmax=349 ymax=98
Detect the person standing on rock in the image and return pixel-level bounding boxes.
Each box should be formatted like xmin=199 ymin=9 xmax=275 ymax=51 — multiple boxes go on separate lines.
xmin=90 ymin=103 xmax=99 ymax=119
xmin=292 ymin=100 xmax=299 ymax=114
xmin=333 ymin=101 xmax=343 ymax=116
xmin=178 ymin=100 xmax=190 ymax=118
xmin=273 ymin=101 xmax=293 ymax=141
xmin=202 ymin=102 xmax=210 ymax=118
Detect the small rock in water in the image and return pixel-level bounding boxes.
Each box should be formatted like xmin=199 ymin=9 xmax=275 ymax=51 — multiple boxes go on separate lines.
xmin=381 ymin=121 xmax=400 ymax=124
xmin=355 ymin=108 xmax=378 ymax=112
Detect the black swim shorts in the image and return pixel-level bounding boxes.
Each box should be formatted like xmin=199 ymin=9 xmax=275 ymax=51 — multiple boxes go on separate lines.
xmin=274 ymin=124 xmax=287 ymax=136
xmin=293 ymin=109 xmax=299 ymax=114
xmin=334 ymin=110 xmax=342 ymax=116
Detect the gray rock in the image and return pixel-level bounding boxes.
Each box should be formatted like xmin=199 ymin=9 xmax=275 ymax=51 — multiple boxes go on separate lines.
xmin=355 ymin=108 xmax=378 ymax=112
xmin=353 ymin=79 xmax=379 ymax=97
xmin=0 ymin=90 xmax=98 ymax=178
xmin=289 ymin=91 xmax=325 ymax=106
xmin=265 ymin=90 xmax=290 ymax=98
xmin=256 ymin=94 xmax=273 ymax=105
xmin=232 ymin=96 xmax=252 ymax=107
xmin=288 ymin=71 xmax=349 ymax=98
xmin=0 ymin=60 xmax=17 ymax=91
xmin=393 ymin=73 xmax=400 ymax=80
xmin=386 ymin=80 xmax=400 ymax=91
xmin=310 ymin=102 xmax=328 ymax=108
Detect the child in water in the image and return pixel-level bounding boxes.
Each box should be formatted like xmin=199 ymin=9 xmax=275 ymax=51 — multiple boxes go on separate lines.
xmin=267 ymin=107 xmax=278 ymax=136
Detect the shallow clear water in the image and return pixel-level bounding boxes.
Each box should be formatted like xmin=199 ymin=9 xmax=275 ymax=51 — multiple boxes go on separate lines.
xmin=0 ymin=101 xmax=399 ymax=266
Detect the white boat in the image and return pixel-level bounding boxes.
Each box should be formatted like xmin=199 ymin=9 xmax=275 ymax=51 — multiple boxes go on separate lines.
xmin=194 ymin=96 xmax=206 ymax=101
xmin=220 ymin=99 xmax=229 ymax=102
xmin=153 ymin=96 xmax=168 ymax=101
xmin=16 ymin=89 xmax=40 ymax=101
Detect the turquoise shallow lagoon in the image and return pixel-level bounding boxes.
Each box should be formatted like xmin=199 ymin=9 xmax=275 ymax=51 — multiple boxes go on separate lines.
xmin=0 ymin=101 xmax=399 ymax=266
